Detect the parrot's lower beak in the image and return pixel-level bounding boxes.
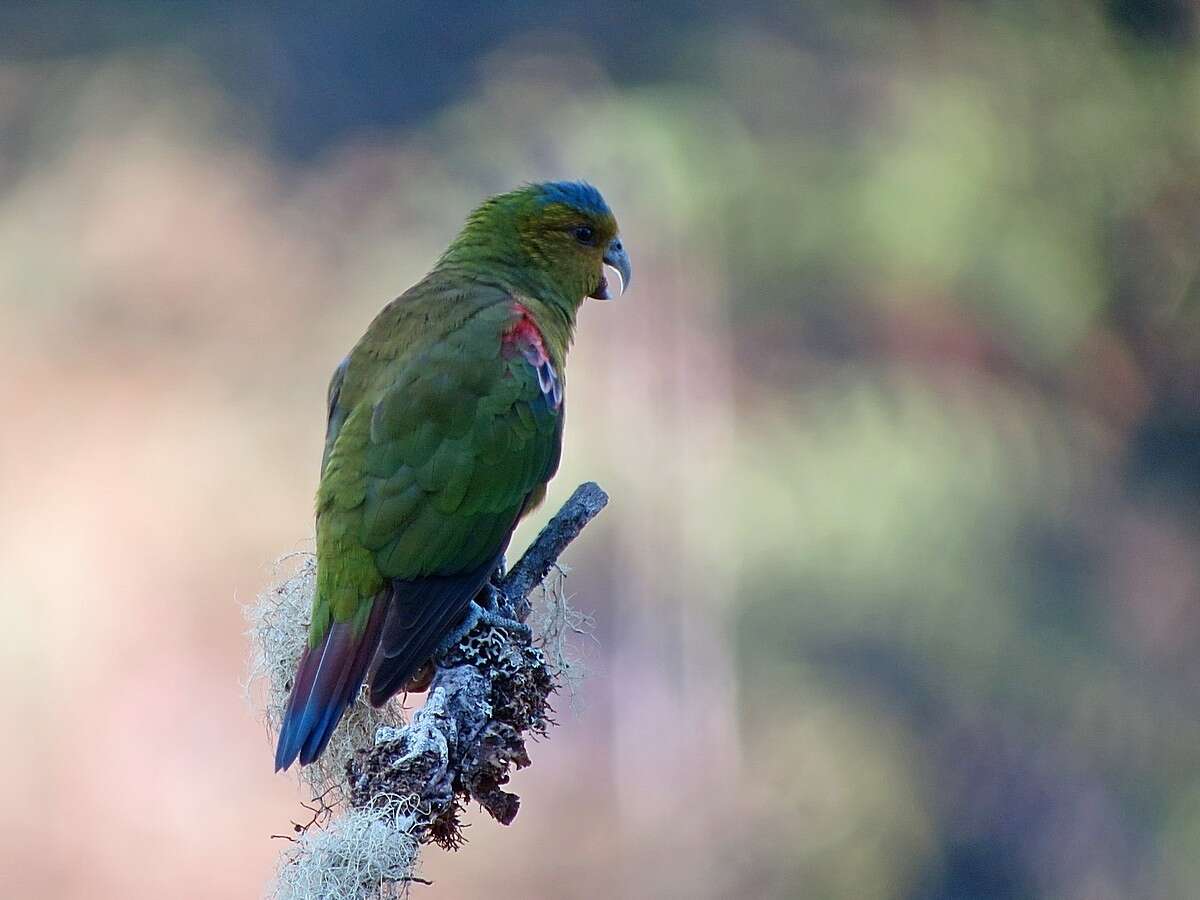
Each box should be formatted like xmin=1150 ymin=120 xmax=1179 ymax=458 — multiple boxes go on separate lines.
xmin=590 ymin=238 xmax=632 ymax=300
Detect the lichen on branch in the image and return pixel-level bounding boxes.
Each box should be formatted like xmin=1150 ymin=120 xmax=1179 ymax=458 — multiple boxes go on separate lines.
xmin=251 ymin=482 xmax=608 ymax=899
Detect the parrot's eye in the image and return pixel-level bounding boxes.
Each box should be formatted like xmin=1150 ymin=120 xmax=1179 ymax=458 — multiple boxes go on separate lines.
xmin=572 ymin=225 xmax=597 ymax=246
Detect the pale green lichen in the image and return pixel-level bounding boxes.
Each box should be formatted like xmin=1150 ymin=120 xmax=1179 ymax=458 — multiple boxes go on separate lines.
xmin=529 ymin=564 xmax=594 ymax=707
xmin=250 ymin=551 xmax=593 ymax=899
xmin=244 ymin=552 xmax=406 ymax=798
xmin=271 ymin=797 xmax=421 ymax=900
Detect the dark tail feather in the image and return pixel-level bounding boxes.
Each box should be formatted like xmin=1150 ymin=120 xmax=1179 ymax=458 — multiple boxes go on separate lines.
xmin=274 ymin=592 xmax=390 ymax=771
xmin=368 ymin=558 xmax=499 ymax=707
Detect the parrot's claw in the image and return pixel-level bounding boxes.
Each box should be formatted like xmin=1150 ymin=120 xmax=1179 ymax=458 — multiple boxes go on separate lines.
xmin=437 ymin=599 xmax=531 ymax=655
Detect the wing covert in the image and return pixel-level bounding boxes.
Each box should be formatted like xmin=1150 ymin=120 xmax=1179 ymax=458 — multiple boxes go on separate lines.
xmin=354 ymin=302 xmax=563 ymax=582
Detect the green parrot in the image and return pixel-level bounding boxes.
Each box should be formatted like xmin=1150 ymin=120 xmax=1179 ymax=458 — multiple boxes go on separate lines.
xmin=275 ymin=182 xmax=630 ymax=770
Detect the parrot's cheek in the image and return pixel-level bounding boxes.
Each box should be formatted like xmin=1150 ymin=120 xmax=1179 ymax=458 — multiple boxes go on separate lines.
xmin=588 ymin=264 xmax=627 ymax=301
xmin=588 ymin=272 xmax=615 ymax=301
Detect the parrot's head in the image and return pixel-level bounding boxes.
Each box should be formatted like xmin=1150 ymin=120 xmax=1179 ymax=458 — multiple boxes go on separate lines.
xmin=447 ymin=181 xmax=631 ymax=309
xmin=518 ymin=181 xmax=631 ymax=303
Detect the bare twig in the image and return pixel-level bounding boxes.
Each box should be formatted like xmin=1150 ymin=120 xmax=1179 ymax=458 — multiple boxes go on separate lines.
xmin=500 ymin=482 xmax=609 ymax=622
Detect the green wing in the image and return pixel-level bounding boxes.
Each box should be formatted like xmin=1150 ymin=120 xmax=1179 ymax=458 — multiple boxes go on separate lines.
xmin=361 ymin=304 xmax=560 ymax=579
xmin=311 ymin=295 xmax=562 ymax=682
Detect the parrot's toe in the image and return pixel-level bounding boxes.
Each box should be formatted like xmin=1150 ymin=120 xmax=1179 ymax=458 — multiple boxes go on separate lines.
xmin=476 ymin=580 xmax=504 ymax=612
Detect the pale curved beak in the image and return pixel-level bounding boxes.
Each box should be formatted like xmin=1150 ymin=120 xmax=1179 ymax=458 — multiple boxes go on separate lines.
xmin=590 ymin=237 xmax=632 ymax=300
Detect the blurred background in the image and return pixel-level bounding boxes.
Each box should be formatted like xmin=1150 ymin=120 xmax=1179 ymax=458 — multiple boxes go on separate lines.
xmin=3 ymin=2 xmax=1200 ymax=897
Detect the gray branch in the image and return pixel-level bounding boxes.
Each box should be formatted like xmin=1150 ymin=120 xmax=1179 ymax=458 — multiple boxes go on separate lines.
xmin=500 ymin=480 xmax=610 ymax=623
xmin=344 ymin=482 xmax=609 ymax=853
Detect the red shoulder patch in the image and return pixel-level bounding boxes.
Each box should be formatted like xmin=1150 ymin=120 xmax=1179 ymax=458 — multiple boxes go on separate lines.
xmin=502 ymin=303 xmax=562 ymax=410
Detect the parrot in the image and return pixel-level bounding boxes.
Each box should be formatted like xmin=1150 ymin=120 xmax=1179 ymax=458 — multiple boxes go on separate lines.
xmin=274 ymin=181 xmax=630 ymax=771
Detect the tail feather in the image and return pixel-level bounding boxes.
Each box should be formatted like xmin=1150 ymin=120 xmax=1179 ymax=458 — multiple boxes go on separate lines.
xmin=368 ymin=557 xmax=499 ymax=707
xmin=274 ymin=591 xmax=389 ymax=771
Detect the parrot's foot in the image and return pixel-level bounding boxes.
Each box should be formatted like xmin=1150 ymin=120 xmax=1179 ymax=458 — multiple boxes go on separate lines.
xmin=478 ymin=580 xmax=503 ymax=612
xmin=438 ymin=599 xmax=531 ymax=655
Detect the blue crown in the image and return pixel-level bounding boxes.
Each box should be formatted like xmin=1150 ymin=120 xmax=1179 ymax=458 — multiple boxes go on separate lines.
xmin=535 ymin=181 xmax=611 ymax=218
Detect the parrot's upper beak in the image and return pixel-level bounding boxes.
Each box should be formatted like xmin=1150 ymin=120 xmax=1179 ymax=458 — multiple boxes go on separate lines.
xmin=590 ymin=237 xmax=632 ymax=300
